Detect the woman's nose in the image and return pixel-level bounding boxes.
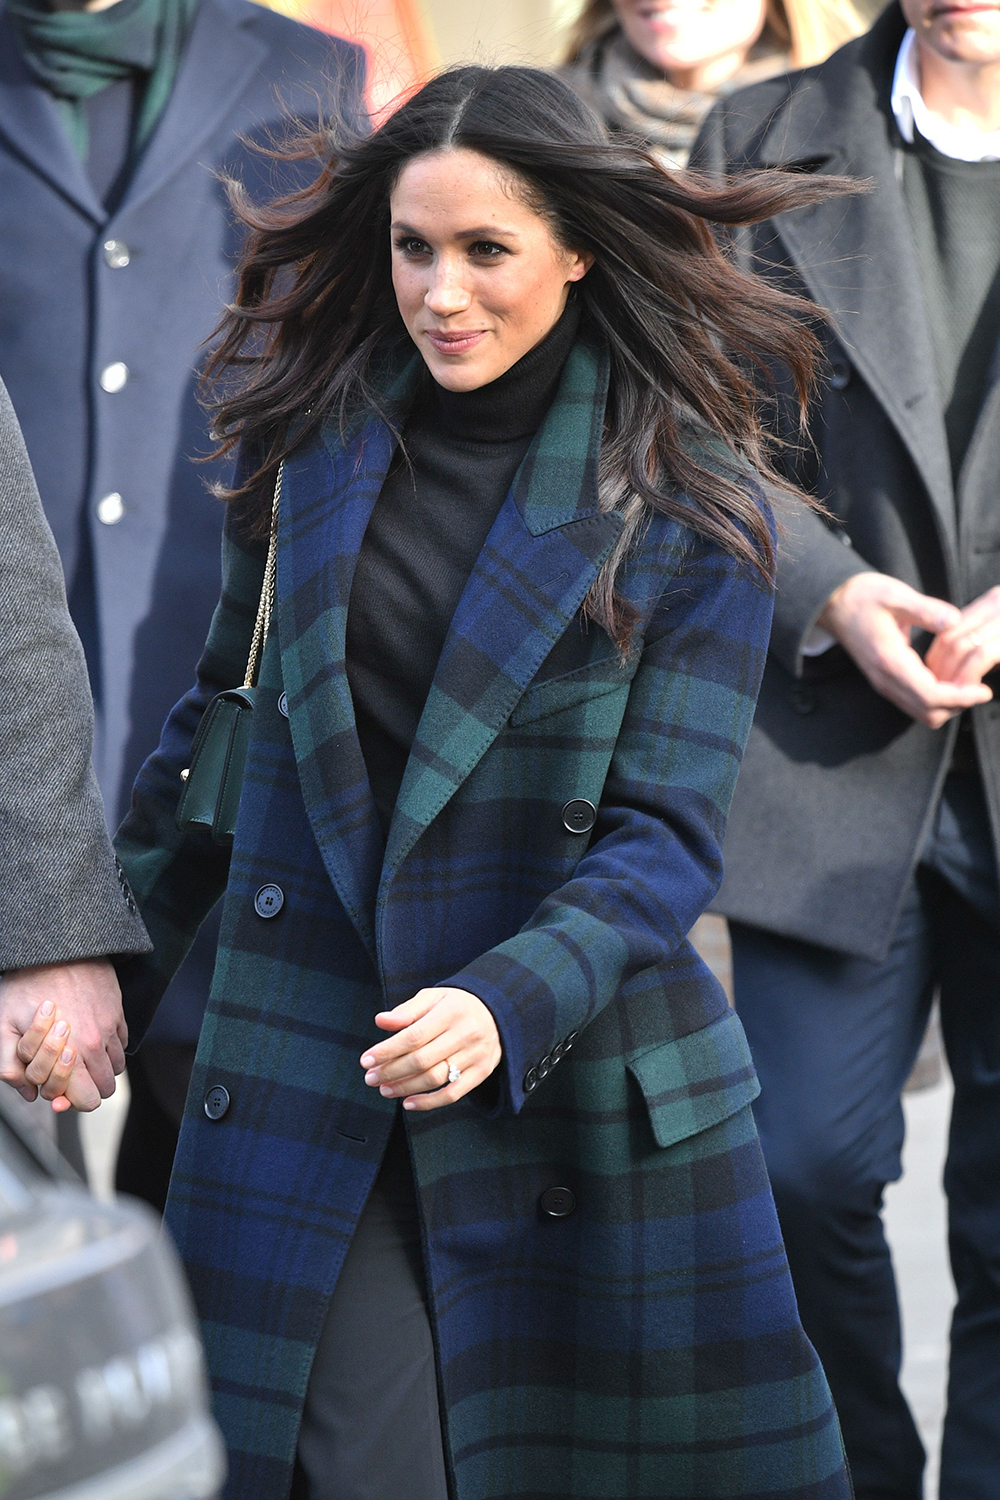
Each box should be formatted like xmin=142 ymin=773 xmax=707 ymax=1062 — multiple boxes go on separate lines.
xmin=424 ymin=265 xmax=473 ymax=316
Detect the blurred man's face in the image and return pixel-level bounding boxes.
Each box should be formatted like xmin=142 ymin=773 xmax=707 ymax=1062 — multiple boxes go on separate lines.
xmin=900 ymin=0 xmax=1000 ymax=65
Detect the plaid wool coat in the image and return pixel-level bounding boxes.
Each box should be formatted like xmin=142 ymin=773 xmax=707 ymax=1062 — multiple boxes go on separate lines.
xmin=115 ymin=335 xmax=850 ymax=1500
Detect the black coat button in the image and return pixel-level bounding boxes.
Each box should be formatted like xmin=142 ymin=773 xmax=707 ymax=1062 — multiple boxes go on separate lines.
xmin=254 ymin=883 xmax=284 ymax=918
xmin=562 ymin=799 xmax=597 ymax=834
xmin=829 ymin=359 xmax=851 ymax=390
xmin=204 ymin=1085 xmax=230 ymax=1120
xmin=564 ymin=1031 xmax=579 ymax=1050
xmin=278 ymin=692 xmax=289 ymax=718
xmin=790 ymin=686 xmax=818 ymax=716
xmin=551 ymin=1041 xmax=565 ymax=1064
xmin=539 ymin=1186 xmax=576 ymax=1218
xmin=537 ymin=1055 xmax=552 ymax=1078
xmin=523 ymin=1067 xmax=539 ymax=1094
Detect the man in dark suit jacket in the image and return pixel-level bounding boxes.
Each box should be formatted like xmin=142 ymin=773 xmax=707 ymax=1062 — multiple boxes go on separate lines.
xmin=0 ymin=0 xmax=363 ymax=1209
xmin=692 ymin=3 xmax=1000 ymax=1495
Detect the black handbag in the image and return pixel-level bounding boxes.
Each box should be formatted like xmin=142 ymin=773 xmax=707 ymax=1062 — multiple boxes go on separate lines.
xmin=175 ymin=464 xmax=282 ymax=845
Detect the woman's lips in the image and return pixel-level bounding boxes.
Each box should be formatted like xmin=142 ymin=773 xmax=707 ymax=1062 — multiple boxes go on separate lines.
xmin=425 ymin=329 xmax=488 ymax=355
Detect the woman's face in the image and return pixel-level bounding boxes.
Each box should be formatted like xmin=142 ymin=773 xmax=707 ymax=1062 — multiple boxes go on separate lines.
xmin=390 ymin=149 xmax=592 ymax=393
xmin=612 ymin=0 xmax=768 ymax=79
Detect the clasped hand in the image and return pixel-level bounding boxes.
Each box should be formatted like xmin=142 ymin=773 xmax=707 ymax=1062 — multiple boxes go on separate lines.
xmin=818 ymin=575 xmax=1000 ymax=729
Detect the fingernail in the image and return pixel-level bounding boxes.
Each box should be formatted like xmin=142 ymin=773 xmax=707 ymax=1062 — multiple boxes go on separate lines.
xmin=379 ymin=1085 xmax=394 ymax=1096
xmin=360 ymin=1053 xmax=375 ymax=1068
xmin=53 ymin=1020 xmax=68 ymax=1037
xmin=61 ymin=1048 xmax=73 ymax=1065
xmin=364 ymin=1069 xmax=379 ymax=1085
xmin=403 ymin=1099 xmax=417 ymax=1110
xmin=40 ymin=1001 xmax=54 ymax=1017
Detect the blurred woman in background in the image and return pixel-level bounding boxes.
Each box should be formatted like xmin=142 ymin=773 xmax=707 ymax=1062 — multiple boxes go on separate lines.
xmin=561 ymin=0 xmax=878 ymax=166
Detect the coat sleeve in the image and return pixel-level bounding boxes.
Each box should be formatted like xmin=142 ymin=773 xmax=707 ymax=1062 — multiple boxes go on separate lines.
xmin=689 ymin=99 xmax=874 ymax=678
xmin=444 ymin=529 xmax=774 ymax=1115
xmin=0 ymin=379 xmax=150 ymax=969
xmin=113 ymin=518 xmax=265 ymax=1045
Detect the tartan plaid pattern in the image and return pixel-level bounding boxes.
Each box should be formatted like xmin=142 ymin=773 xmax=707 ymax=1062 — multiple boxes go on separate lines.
xmin=115 ymin=336 xmax=850 ymax=1499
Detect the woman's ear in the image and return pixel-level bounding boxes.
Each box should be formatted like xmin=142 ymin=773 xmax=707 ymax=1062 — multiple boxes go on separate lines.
xmin=567 ymin=249 xmax=595 ymax=283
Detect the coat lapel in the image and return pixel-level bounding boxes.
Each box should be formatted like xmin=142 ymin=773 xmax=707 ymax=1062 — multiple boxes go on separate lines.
xmin=0 ymin=11 xmax=106 ymax=223
xmin=117 ymin=0 xmax=267 ymax=218
xmin=758 ymin=11 xmax=956 ymax=566
xmin=380 ymin=337 xmax=623 ymax=895
xmin=276 ymin=422 xmax=395 ymax=964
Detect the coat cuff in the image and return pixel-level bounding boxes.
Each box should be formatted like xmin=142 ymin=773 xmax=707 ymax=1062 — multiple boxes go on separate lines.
xmin=770 ymin=506 xmax=871 ymax=677
xmin=441 ymin=960 xmax=586 ymax=1117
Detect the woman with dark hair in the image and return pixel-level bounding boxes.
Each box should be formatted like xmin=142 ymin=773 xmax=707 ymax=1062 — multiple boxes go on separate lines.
xmin=561 ymin=0 xmax=871 ymax=166
xmin=29 ymin=62 xmax=852 ymax=1500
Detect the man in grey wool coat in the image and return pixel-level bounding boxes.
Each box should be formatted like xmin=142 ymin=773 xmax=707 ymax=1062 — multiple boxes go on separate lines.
xmin=0 ymin=378 xmax=150 ymax=1111
xmin=691 ymin=1 xmax=1000 ymax=1495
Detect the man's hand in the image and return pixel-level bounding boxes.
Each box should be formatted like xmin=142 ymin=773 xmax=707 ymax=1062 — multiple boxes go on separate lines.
xmin=360 ymin=987 xmax=502 ymax=1113
xmin=817 ymin=572 xmax=992 ymax=729
xmin=926 ymin=586 xmax=1000 ymax=688
xmin=0 ymin=959 xmax=126 ymax=1112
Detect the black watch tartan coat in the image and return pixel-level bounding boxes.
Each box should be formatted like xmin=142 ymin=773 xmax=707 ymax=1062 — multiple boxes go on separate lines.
xmin=115 ymin=335 xmax=850 ymax=1500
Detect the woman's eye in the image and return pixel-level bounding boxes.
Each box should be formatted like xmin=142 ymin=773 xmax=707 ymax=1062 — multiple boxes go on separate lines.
xmin=469 ymin=241 xmax=507 ymax=259
xmin=395 ymin=237 xmax=430 ymax=257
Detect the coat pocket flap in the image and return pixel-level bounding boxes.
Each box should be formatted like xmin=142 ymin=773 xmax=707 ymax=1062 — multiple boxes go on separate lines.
xmin=626 ymin=1008 xmax=760 ymax=1150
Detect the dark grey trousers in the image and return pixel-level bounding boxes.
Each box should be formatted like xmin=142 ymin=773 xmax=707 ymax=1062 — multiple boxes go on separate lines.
xmin=293 ymin=1118 xmax=450 ymax=1500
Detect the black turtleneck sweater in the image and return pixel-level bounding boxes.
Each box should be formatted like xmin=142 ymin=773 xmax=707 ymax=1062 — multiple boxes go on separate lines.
xmin=346 ymin=302 xmax=580 ymax=834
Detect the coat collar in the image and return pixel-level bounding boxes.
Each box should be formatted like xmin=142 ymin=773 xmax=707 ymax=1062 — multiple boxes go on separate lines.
xmin=0 ymin=0 xmax=268 ymax=227
xmin=755 ymin=3 xmax=956 ymax=560
xmin=114 ymin=0 xmax=268 ymax=220
xmin=277 ymin=336 xmax=623 ymax=963
xmin=0 ymin=9 xmax=105 ymax=223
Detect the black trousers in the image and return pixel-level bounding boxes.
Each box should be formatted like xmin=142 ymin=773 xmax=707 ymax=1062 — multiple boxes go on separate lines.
xmin=115 ymin=1041 xmax=196 ymax=1214
xmin=292 ymin=1116 xmax=450 ymax=1500
xmin=731 ymin=771 xmax=1000 ymax=1500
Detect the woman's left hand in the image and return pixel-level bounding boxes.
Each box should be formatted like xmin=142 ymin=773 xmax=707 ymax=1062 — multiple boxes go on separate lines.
xmin=360 ymin=988 xmax=501 ymax=1111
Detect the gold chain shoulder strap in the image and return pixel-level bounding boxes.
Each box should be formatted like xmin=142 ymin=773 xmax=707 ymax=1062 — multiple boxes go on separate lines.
xmin=242 ymin=461 xmax=282 ymax=690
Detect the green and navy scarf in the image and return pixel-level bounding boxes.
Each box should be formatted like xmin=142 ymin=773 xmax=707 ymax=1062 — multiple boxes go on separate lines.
xmin=6 ymin=0 xmax=199 ymax=159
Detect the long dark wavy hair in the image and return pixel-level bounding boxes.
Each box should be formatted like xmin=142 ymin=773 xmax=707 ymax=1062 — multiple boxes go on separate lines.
xmin=207 ymin=64 xmax=849 ymax=647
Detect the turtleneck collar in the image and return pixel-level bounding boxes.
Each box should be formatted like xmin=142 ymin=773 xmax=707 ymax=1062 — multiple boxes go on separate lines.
xmin=423 ymin=298 xmax=581 ymax=446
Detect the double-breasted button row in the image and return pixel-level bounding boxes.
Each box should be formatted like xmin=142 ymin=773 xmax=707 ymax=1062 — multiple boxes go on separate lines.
xmin=523 ymin=1030 xmax=579 ymax=1095
xmin=255 ymin=883 xmax=284 ymax=918
xmin=562 ymin=799 xmax=596 ymax=835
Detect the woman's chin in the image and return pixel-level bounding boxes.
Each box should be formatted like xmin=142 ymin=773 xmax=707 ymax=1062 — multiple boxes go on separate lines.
xmin=422 ymin=352 xmax=507 ymax=393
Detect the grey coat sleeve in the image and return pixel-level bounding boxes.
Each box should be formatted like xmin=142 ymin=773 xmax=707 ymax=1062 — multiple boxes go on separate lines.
xmin=0 ymin=379 xmax=151 ymax=970
xmin=691 ymin=99 xmax=872 ymax=677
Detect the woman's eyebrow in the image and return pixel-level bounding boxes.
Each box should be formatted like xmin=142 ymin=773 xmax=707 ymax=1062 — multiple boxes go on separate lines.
xmin=390 ymin=220 xmax=521 ymax=240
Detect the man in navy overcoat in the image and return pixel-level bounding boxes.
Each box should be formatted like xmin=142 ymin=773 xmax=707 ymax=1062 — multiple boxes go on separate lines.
xmin=0 ymin=0 xmax=363 ymax=1205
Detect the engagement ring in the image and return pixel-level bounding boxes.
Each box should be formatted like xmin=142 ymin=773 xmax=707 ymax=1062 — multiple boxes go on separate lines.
xmin=447 ymin=1062 xmax=462 ymax=1085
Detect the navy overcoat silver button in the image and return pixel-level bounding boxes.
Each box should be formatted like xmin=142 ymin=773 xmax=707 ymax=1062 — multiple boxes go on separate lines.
xmin=523 ymin=1066 xmax=540 ymax=1094
xmin=562 ymin=798 xmax=597 ymax=834
xmin=539 ymin=1186 xmax=576 ymax=1218
xmin=278 ymin=692 xmax=289 ymax=718
xmin=254 ymin=883 xmax=284 ymax=918
xmin=204 ymin=1085 xmax=230 ymax=1120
